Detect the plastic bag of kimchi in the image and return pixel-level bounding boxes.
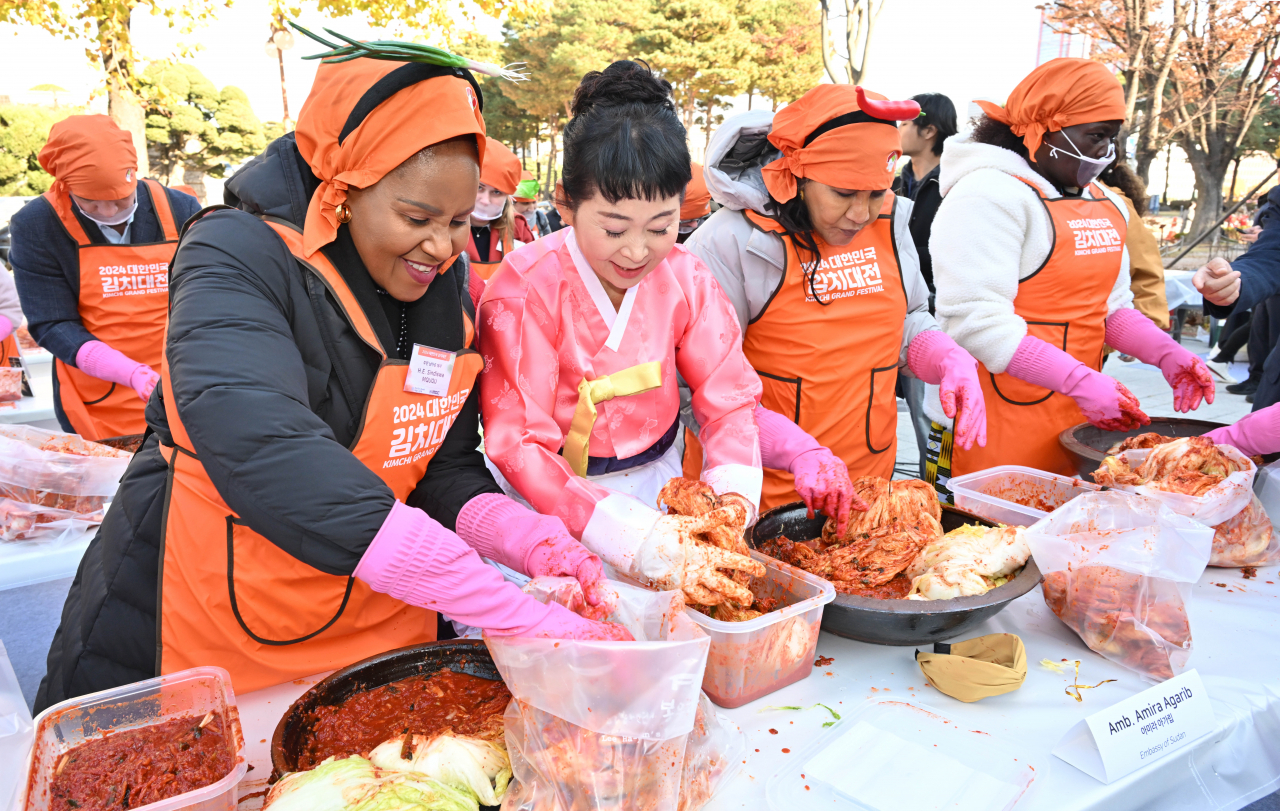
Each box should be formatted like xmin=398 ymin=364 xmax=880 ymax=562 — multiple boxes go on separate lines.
xmin=0 ymin=368 xmax=21 ymax=403
xmin=1026 ymin=491 xmax=1213 ymax=682
xmin=490 ymin=579 xmax=738 ymax=811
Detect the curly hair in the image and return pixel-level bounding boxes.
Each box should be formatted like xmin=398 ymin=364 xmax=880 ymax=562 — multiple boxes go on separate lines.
xmin=970 ymin=114 xmax=1030 ymax=162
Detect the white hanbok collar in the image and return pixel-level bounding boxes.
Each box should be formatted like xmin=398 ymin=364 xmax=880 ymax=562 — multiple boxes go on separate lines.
xmin=566 ymin=229 xmax=638 ymax=353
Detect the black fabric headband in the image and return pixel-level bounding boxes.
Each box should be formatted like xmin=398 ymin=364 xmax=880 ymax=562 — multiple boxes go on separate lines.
xmin=803 ymin=110 xmax=897 ymax=147
xmin=339 ymin=62 xmax=483 ymax=146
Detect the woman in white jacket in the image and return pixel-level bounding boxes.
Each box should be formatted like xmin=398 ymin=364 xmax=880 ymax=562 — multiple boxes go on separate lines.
xmin=930 ymin=58 xmax=1214 ymax=481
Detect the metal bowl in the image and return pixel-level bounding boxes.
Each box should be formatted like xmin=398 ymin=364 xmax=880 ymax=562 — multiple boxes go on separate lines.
xmin=746 ymin=501 xmax=1042 ymax=646
xmin=1059 ymin=417 xmax=1225 ymax=481
xmin=270 ymin=640 xmax=502 ymax=781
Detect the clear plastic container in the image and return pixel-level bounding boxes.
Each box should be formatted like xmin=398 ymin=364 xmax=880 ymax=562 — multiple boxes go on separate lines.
xmin=689 ymin=552 xmax=835 ymax=709
xmin=766 ymin=698 xmax=1041 ymax=810
xmin=949 ymin=464 xmax=1101 ymax=526
xmin=19 ymin=666 xmax=246 ymax=811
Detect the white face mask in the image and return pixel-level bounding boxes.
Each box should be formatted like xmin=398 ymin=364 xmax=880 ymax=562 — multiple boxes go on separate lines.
xmin=1048 ymin=132 xmax=1116 ymax=189
xmin=473 ymin=197 xmax=507 ymax=223
xmin=77 ymin=197 xmax=138 ymax=227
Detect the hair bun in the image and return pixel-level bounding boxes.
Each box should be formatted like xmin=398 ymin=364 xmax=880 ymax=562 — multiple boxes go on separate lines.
xmin=571 ymin=60 xmax=674 ymax=118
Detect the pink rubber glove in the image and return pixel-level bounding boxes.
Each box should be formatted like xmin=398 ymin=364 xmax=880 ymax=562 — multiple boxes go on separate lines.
xmin=755 ymin=405 xmax=864 ymax=534
xmin=1203 ymin=404 xmax=1280 ymax=458
xmin=1105 ymin=307 xmax=1215 ymax=413
xmin=907 ymin=330 xmax=987 ymax=450
xmin=75 ymin=340 xmax=159 ymax=401
xmin=456 ymin=493 xmax=613 ymax=617
xmin=356 ymin=500 xmax=627 ymax=640
xmin=1007 ymin=335 xmax=1150 ymax=431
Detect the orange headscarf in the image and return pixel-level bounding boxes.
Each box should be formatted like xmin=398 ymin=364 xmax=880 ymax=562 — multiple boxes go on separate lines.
xmin=975 ymin=58 xmax=1126 ymax=158
xmin=762 ymin=85 xmax=915 ymax=203
xmin=295 ymin=59 xmax=487 ymax=257
xmin=38 ymin=115 xmax=138 ymax=201
xmin=681 ymin=162 xmax=710 ymax=220
xmin=479 ymin=137 xmax=521 ymax=195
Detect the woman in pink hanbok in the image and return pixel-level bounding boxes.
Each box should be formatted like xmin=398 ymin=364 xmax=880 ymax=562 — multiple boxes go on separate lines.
xmin=476 ymin=62 xmax=859 ymax=605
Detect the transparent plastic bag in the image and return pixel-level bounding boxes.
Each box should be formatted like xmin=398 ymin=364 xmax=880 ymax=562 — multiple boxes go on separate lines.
xmin=1026 ymin=491 xmax=1214 ymax=682
xmin=490 ymin=579 xmax=736 ymax=811
xmin=1102 ymin=445 xmax=1274 ymax=567
xmin=0 ymin=425 xmax=130 ymax=542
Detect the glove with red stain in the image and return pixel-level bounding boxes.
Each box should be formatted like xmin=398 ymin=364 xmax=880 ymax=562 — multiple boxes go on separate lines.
xmin=457 ymin=493 xmax=613 ymax=617
xmin=1006 ymin=335 xmax=1150 ymax=431
xmin=755 ymin=405 xmax=864 ymax=533
xmin=1202 ymin=403 xmax=1280 ymax=458
xmin=1105 ymin=307 xmax=1215 ymax=413
xmin=907 ymin=330 xmax=988 ymax=450
xmin=513 ymin=601 xmax=635 ymax=641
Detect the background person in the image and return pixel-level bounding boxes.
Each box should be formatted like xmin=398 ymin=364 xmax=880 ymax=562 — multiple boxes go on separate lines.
xmin=513 ymin=172 xmax=551 ymax=237
xmin=893 ymin=92 xmax=957 ymax=298
xmin=930 ymin=58 xmax=1213 ymax=480
xmin=684 ymin=87 xmax=986 ymax=513
xmin=677 ymin=161 xmax=711 ymax=243
xmin=468 ymin=137 xmax=532 ymax=279
xmin=9 ymin=115 xmax=201 ymax=439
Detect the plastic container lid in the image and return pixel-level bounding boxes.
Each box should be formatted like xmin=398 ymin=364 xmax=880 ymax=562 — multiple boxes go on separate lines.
xmin=19 ymin=665 xmax=247 ymax=811
xmin=948 ymin=465 xmax=1101 ymax=527
xmin=687 ymin=552 xmax=835 ymax=708
xmin=766 ymin=697 xmax=1041 ymax=811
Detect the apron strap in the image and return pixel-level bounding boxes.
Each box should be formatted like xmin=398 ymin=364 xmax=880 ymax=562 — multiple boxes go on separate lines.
xmin=41 ymin=187 xmax=94 ymax=247
xmin=143 ymin=179 xmax=181 ymax=241
xmin=564 ymin=361 xmax=663 ymax=477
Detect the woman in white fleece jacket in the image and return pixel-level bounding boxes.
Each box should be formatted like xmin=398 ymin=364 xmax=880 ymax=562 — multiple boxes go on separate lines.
xmin=930 ymin=58 xmax=1214 ymax=479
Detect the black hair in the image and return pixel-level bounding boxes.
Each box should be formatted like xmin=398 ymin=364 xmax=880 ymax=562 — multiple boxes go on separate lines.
xmin=1099 ymin=160 xmax=1148 ymax=215
xmin=912 ymin=93 xmax=958 ymax=157
xmin=559 ymin=60 xmax=692 ymax=209
xmin=768 ymin=186 xmax=823 ymax=299
xmin=970 ymin=114 xmax=1030 ymax=162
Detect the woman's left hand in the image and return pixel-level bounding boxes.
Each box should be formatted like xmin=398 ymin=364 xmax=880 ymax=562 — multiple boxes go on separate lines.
xmin=907 ymin=330 xmax=987 ymax=451
xmin=1159 ymin=350 xmax=1216 ymax=412
xmin=527 ymin=533 xmax=616 ymax=618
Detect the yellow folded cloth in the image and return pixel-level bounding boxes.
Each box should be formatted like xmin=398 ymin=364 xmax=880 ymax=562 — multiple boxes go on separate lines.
xmin=915 ymin=633 xmax=1027 ymax=703
xmin=564 ymin=361 xmax=663 ymax=477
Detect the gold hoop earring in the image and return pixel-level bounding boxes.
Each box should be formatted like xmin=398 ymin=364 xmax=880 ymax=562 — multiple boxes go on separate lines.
xmin=335 ymin=203 xmax=352 ymax=224
xmin=799 ymin=188 xmax=805 ymax=201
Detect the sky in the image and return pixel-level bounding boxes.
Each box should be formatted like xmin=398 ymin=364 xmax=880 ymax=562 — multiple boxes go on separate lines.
xmin=0 ymin=0 xmax=1050 ymax=123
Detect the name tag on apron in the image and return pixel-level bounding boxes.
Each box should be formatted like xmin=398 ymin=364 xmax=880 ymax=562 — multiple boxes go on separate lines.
xmin=405 ymin=344 xmax=457 ymax=397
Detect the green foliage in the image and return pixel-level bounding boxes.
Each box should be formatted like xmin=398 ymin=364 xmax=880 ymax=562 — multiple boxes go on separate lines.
xmin=0 ymin=104 xmax=81 ymax=196
xmin=741 ymin=0 xmax=824 ymax=110
xmin=1239 ymin=91 xmax=1280 ymax=159
xmin=141 ymin=61 xmax=270 ymax=180
xmin=635 ymin=0 xmax=749 ymax=129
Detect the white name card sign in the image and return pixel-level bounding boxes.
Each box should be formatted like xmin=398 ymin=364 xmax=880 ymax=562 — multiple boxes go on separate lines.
xmin=1053 ymin=669 xmax=1215 ymax=784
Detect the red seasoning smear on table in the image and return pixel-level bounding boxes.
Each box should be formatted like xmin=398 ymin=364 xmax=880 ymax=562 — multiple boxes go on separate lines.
xmin=814 ymin=655 xmax=834 ymax=667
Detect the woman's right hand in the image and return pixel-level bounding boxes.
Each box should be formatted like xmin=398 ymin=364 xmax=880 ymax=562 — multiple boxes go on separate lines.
xmin=1062 ymin=367 xmax=1150 ymax=432
xmin=635 ymin=508 xmax=766 ymax=606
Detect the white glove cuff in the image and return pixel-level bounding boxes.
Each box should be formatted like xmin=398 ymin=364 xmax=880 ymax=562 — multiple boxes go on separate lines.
xmin=580 ymin=493 xmax=662 ymax=574
xmin=704 ymin=463 xmax=763 ymax=522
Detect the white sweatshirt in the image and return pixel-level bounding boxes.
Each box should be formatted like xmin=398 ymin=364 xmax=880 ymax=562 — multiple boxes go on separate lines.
xmin=929 ymin=132 xmax=1134 ymax=376
xmin=0 ymin=269 xmax=23 ymax=338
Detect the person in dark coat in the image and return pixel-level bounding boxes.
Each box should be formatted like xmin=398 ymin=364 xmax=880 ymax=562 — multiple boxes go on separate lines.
xmin=892 ymin=92 xmax=957 ymax=297
xmin=36 ymin=52 xmax=625 ymax=711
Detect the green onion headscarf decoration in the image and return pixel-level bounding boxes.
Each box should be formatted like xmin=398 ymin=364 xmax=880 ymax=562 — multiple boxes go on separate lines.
xmin=290 ymin=22 xmax=529 ymax=83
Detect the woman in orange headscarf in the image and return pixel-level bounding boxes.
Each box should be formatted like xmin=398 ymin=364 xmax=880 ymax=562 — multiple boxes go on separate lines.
xmin=930 ymin=58 xmax=1213 ymax=485
xmin=37 ymin=44 xmax=625 ymax=710
xmin=684 ymin=85 xmax=987 ymax=518
xmin=468 ymin=137 xmax=533 ymax=279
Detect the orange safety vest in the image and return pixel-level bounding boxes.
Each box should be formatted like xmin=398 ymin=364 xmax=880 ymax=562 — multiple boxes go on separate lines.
xmin=157 ymin=216 xmax=483 ymax=693
xmin=44 ymin=179 xmax=176 ymax=440
xmin=951 ymin=179 xmax=1126 ymax=478
xmin=684 ymin=198 xmax=907 ymax=511
xmin=466 ymin=226 xmax=513 ymax=281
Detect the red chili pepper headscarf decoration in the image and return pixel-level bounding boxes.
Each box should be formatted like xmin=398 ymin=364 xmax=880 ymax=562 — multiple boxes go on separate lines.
xmin=975 ymin=58 xmax=1126 ymax=158
xmin=762 ymin=85 xmax=919 ymax=203
xmin=38 ymin=115 xmax=138 ymax=201
xmin=294 ymin=58 xmax=487 ymax=257
xmin=681 ymin=162 xmax=711 ymax=220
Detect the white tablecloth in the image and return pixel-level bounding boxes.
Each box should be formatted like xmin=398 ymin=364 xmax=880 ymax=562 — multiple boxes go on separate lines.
xmin=0 ymin=530 xmax=94 ymax=591
xmin=229 ymin=564 xmax=1280 ymax=811
xmin=1166 ymin=269 xmax=1205 ymax=312
xmin=0 ymin=351 xmax=57 ymax=427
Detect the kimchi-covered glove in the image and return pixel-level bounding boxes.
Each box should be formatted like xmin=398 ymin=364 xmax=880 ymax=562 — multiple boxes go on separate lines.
xmin=1006 ymin=335 xmax=1150 ymax=432
xmin=75 ymin=340 xmax=159 ymax=401
xmin=507 ymin=601 xmax=634 ymax=641
xmin=1105 ymin=307 xmax=1215 ymax=412
xmin=755 ymin=404 xmax=863 ymax=533
xmin=907 ymin=330 xmax=987 ymax=450
xmin=456 ymin=493 xmax=613 ymax=615
xmin=356 ymin=501 xmax=623 ymax=639
xmin=1202 ymin=404 xmax=1280 ymax=458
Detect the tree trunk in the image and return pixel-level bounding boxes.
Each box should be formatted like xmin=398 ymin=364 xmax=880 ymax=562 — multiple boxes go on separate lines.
xmin=546 ymin=118 xmax=559 ymax=197
xmin=1183 ymin=147 xmax=1229 ymax=240
xmin=1226 ymin=156 xmax=1243 ymax=204
xmin=99 ymin=9 xmax=149 ymax=178
xmin=182 ymin=166 xmax=208 ymax=203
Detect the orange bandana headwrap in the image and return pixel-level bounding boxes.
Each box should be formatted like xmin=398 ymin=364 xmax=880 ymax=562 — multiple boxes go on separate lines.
xmin=681 ymin=162 xmax=710 ymax=220
xmin=975 ymin=58 xmax=1126 ymax=158
xmin=479 ymin=137 xmax=521 ymax=195
xmin=38 ymin=115 xmax=138 ymax=201
xmin=762 ymin=85 xmax=918 ymax=203
xmin=295 ymin=58 xmax=487 ymax=257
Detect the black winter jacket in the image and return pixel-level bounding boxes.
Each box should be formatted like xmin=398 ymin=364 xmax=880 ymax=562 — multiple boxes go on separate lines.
xmin=36 ymin=134 xmax=500 ymax=710
xmin=893 ymin=160 xmax=942 ymax=295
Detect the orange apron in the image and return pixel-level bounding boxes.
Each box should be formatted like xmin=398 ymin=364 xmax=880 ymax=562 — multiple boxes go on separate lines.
xmin=684 ymin=198 xmax=907 ymax=511
xmin=45 ymin=179 xmax=176 ymax=440
xmin=157 ymin=217 xmax=483 ymax=693
xmin=951 ymin=180 xmax=1126 ymax=478
xmin=467 ymin=226 xmax=513 ymax=280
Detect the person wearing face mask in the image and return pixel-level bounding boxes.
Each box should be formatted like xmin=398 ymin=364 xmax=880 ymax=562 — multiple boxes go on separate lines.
xmin=36 ymin=49 xmax=629 ymax=710
xmin=512 ymin=172 xmax=552 ymax=238
xmin=929 ymin=58 xmax=1214 ymax=482
xmin=478 ymin=61 xmax=766 ymax=608
xmin=677 ymin=162 xmax=711 ymax=243
xmin=682 ymin=85 xmax=987 ymax=514
xmin=9 ymin=115 xmax=202 ymax=439
xmin=467 ymin=137 xmax=533 ymax=280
